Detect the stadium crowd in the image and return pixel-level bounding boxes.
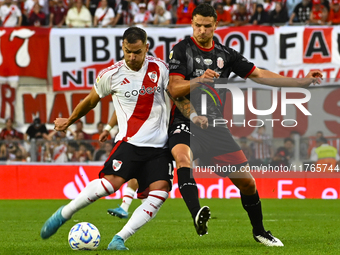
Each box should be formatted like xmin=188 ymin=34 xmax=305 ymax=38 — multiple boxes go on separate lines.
xmin=1 ymin=0 xmax=340 ymax=27
xmin=0 ymin=116 xmax=339 ymax=167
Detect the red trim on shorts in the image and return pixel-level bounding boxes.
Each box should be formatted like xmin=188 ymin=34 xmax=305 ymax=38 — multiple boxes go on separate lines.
xmin=244 ymin=65 xmax=256 ymax=79
xmin=211 ymin=150 xmax=248 ymax=166
xmin=191 ymin=37 xmax=215 ymax=52
xmin=149 ymin=194 xmax=166 ymax=202
xmin=101 ymin=180 xmax=111 ymax=195
xmin=169 ymin=73 xmax=185 ymax=78
xmin=105 ymin=140 xmax=123 ymax=163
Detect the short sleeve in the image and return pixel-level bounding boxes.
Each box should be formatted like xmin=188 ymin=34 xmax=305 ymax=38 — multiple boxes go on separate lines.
xmin=94 ymin=69 xmax=113 ymax=98
xmin=15 ymin=6 xmax=22 ymax=16
xmin=108 ymin=8 xmax=115 ymax=18
xmin=229 ymin=48 xmax=255 ymax=79
xmin=169 ymin=42 xmax=187 ymax=78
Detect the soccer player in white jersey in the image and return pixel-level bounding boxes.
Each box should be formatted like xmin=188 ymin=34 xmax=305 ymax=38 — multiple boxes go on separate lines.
xmin=40 ymin=27 xmax=174 ymax=251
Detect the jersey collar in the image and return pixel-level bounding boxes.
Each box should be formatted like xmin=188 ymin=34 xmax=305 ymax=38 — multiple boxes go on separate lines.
xmin=191 ymin=37 xmax=215 ymax=52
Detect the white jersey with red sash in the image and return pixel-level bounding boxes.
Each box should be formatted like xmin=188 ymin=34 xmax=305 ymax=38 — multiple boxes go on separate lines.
xmin=0 ymin=4 xmax=21 ymax=27
xmin=94 ymin=56 xmax=170 ymax=148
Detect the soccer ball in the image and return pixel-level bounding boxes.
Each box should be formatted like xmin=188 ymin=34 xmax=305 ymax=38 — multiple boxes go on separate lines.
xmin=68 ymin=222 xmax=101 ymax=250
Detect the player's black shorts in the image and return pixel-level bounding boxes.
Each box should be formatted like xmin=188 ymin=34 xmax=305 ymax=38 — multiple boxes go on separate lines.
xmin=99 ymin=141 xmax=173 ymax=192
xmin=168 ymin=121 xmax=248 ymax=174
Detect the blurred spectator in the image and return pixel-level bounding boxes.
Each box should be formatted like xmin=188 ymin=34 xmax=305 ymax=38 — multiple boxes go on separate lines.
xmin=289 ymin=0 xmax=312 ymax=24
xmin=147 ymin=0 xmax=166 ymax=15
xmin=263 ymin=0 xmax=275 ymax=12
xmin=328 ymin=0 xmax=340 ymax=24
xmin=94 ymin=140 xmax=112 ymax=161
xmin=65 ymin=0 xmax=92 ymax=27
xmin=85 ymin=0 xmax=99 ymax=16
xmin=176 ymin=0 xmax=195 ymax=25
xmin=0 ymin=118 xmax=23 ymax=141
xmin=114 ymin=0 xmax=138 ymax=26
xmin=271 ymin=137 xmax=295 ymax=167
xmin=93 ymin=0 xmax=114 ymax=26
xmin=232 ymin=3 xmax=250 ymax=25
xmin=75 ymin=142 xmax=93 ymax=162
xmin=133 ymin=2 xmax=153 ymax=25
xmin=307 ymin=130 xmax=324 ymax=157
xmin=247 ymin=125 xmax=273 ymax=165
xmin=7 ymin=142 xmax=27 ymax=162
xmin=51 ymin=136 xmax=68 ymax=162
xmin=72 ymin=120 xmax=91 ymax=140
xmin=269 ymin=2 xmax=289 ymax=23
xmin=67 ymin=141 xmax=79 ymax=161
xmin=0 ymin=0 xmax=22 ymax=26
xmin=153 ymin=5 xmax=172 ymax=25
xmin=286 ymin=0 xmax=298 ymax=17
xmin=91 ymin=122 xmax=111 ymax=150
xmin=25 ymin=117 xmax=49 ymax=141
xmin=236 ymin=0 xmax=256 ymax=14
xmin=239 ymin=136 xmax=252 ymax=160
xmin=310 ymin=137 xmax=340 ymax=172
xmin=215 ymin=2 xmax=231 ymax=26
xmin=222 ymin=0 xmax=237 ymax=14
xmin=309 ymin=0 xmax=328 ymax=24
xmin=0 ymin=143 xmax=8 ymax=161
xmin=28 ymin=2 xmax=46 ymax=26
xmin=249 ymin=3 xmax=269 ymax=24
xmin=49 ymin=0 xmax=67 ymax=27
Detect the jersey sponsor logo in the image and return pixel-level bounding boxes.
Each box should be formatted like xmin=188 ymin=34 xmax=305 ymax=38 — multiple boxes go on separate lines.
xmin=120 ymin=78 xmax=130 ymax=85
xmin=217 ymin=57 xmax=224 ymax=69
xmin=124 ymin=85 xmax=161 ymax=98
xmin=148 ymin=71 xmax=158 ymax=83
xmin=203 ymin=59 xmax=213 ymax=65
xmin=112 ymin=159 xmax=123 ymax=171
xmin=194 ymin=69 xmax=205 ymax=77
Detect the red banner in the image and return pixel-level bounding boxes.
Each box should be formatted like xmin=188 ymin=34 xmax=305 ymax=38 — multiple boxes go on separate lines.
xmin=1 ymin=164 xmax=339 ymax=199
xmin=0 ymin=27 xmax=50 ymax=79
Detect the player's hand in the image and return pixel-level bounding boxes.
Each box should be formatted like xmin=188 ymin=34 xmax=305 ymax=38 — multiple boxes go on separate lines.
xmin=99 ymin=130 xmax=110 ymax=142
xmin=54 ymin=118 xmax=69 ymax=132
xmin=192 ymin=116 xmax=208 ymax=129
xmin=202 ymin=69 xmax=219 ymax=79
xmin=306 ymin=70 xmax=323 ymax=85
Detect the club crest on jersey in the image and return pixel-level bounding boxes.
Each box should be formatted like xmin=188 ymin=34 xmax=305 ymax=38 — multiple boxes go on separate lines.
xmin=195 ymin=57 xmax=201 ymax=64
xmin=112 ymin=159 xmax=123 ymax=171
xmin=204 ymin=59 xmax=213 ymax=66
xmin=217 ymin=57 xmax=224 ymax=69
xmin=148 ymin=71 xmax=158 ymax=83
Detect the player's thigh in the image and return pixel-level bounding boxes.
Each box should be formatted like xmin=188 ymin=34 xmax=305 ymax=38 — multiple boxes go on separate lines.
xmin=137 ymin=150 xmax=173 ymax=193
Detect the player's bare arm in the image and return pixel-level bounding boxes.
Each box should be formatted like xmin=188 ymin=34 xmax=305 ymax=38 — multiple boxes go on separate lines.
xmin=54 ymin=87 xmax=100 ymax=131
xmin=99 ymin=111 xmax=118 ymax=142
xmin=248 ymin=67 xmax=323 ymax=88
xmin=168 ymin=69 xmax=218 ymax=98
xmin=166 ymin=89 xmax=208 ymax=129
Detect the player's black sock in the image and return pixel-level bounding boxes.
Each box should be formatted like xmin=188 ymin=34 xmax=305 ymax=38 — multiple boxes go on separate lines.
xmin=177 ymin=167 xmax=201 ymax=219
xmin=241 ymin=190 xmax=265 ymax=235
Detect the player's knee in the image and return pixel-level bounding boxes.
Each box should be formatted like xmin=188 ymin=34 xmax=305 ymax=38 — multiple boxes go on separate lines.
xmin=239 ymin=178 xmax=256 ymax=195
xmin=174 ymin=153 xmax=191 ymax=168
xmin=149 ymin=180 xmax=169 ymax=192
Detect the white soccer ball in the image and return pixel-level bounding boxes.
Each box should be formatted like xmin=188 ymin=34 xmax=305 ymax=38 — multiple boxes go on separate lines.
xmin=68 ymin=222 xmax=101 ymax=250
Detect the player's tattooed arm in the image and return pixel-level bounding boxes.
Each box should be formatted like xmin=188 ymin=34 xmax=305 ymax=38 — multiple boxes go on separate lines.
xmin=166 ymin=89 xmax=208 ymax=129
xmin=166 ymin=89 xmax=195 ymax=119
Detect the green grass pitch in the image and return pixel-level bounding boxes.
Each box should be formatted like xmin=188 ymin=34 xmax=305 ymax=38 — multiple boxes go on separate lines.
xmin=0 ymin=199 xmax=339 ymax=255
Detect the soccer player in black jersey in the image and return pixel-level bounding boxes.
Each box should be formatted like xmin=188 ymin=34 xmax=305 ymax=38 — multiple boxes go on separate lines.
xmin=167 ymin=3 xmax=322 ymax=246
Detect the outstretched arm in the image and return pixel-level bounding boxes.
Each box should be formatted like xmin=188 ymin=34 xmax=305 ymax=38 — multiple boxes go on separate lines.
xmin=54 ymin=87 xmax=100 ymax=131
xmin=166 ymin=89 xmax=208 ymax=129
xmin=248 ymin=67 xmax=323 ymax=88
